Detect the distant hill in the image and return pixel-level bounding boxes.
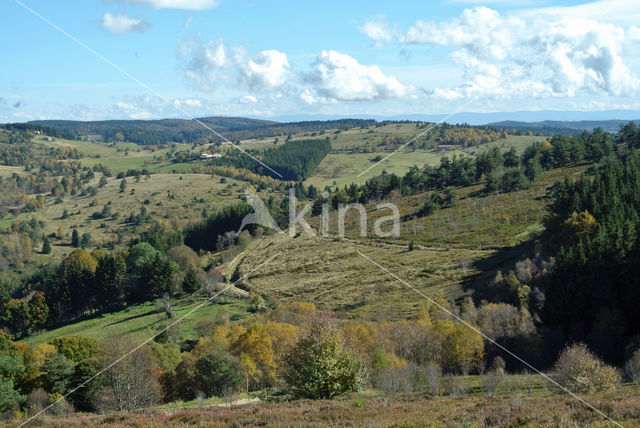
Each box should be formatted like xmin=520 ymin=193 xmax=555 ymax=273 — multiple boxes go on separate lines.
xmin=262 ymin=109 xmax=640 ymax=126
xmin=487 ymin=119 xmax=640 ymax=134
xmin=26 ymin=117 xmax=376 ymax=145
xmin=17 ymin=114 xmax=640 ymax=145
xmin=28 ymin=116 xmax=277 ymax=145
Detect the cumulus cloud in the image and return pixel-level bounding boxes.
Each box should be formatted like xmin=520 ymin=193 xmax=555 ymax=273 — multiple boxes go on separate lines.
xmin=305 ymin=50 xmax=411 ymax=101
xmin=235 ymin=49 xmax=290 ymax=90
xmin=362 ymin=5 xmax=640 ymax=100
xmin=179 ymin=39 xmax=411 ymax=105
xmin=179 ymin=38 xmax=229 ymax=91
xmin=122 ymin=0 xmax=218 ymax=10
xmin=179 ymin=38 xmax=290 ymax=92
xmin=102 ymin=13 xmax=148 ymax=35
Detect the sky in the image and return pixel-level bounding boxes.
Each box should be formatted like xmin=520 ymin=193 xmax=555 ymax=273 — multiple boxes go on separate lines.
xmin=1 ymin=0 xmax=640 ymax=122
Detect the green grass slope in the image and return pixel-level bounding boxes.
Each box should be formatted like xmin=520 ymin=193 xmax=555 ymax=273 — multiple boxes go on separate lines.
xmin=23 ymin=294 xmax=249 ymax=347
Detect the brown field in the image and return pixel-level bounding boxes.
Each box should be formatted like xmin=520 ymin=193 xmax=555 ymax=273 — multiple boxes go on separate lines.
xmin=12 ymin=386 xmax=640 ymax=427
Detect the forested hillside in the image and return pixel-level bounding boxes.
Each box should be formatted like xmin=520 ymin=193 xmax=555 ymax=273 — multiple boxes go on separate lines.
xmin=26 ymin=118 xmax=376 ymax=145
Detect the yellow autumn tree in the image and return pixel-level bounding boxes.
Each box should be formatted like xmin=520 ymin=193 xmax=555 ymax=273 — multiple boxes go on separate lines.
xmin=562 ymin=210 xmax=598 ymax=242
xmin=435 ymin=320 xmax=484 ymax=372
xmin=264 ymin=321 xmax=301 ymax=367
xmin=231 ymin=322 xmax=277 ymax=388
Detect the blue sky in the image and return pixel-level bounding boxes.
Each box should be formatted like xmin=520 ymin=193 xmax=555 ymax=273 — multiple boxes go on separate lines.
xmin=1 ymin=0 xmax=640 ymax=122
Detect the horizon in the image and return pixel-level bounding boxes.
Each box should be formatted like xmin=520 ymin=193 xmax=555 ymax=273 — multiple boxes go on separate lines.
xmin=7 ymin=108 xmax=640 ymax=128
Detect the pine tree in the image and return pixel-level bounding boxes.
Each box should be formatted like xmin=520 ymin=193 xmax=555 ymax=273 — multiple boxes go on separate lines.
xmin=71 ymin=229 xmax=80 ymax=248
xmin=182 ymin=265 xmax=201 ymax=294
xmin=42 ymin=237 xmax=51 ymax=254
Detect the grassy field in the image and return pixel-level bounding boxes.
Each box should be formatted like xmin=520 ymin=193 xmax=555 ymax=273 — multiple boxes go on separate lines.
xmin=236 ymin=161 xmax=590 ymax=319
xmin=463 ymin=134 xmax=547 ymax=155
xmin=233 ymin=232 xmax=490 ymax=319
xmin=21 ymin=173 xmax=273 ymax=268
xmin=304 ymin=149 xmax=468 ymax=189
xmin=23 ymin=294 xmax=250 ymax=347
xmin=45 ymin=136 xmax=200 ymax=173
xmin=0 ymin=164 xmax=23 ymax=177
xmin=305 ymin=134 xmax=547 ymax=190
xmin=321 ymin=163 xmax=588 ymax=250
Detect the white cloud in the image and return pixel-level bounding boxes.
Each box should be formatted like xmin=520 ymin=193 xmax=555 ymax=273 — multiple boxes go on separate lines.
xmin=359 ymin=19 xmax=394 ymax=44
xmin=115 ymin=101 xmax=153 ymax=119
xmin=299 ymin=89 xmax=317 ymax=105
xmin=364 ymin=5 xmax=640 ymax=100
xmin=240 ymin=95 xmax=258 ymax=103
xmin=173 ymin=98 xmax=202 ymax=108
xmin=235 ymin=49 xmax=290 ymax=90
xmin=179 ymin=38 xmax=229 ymax=91
xmin=179 ymin=38 xmax=290 ymax=93
xmin=520 ymin=0 xmax=640 ymax=27
xmin=102 ymin=13 xmax=148 ymax=36
xmin=306 ymin=50 xmax=412 ymax=101
xmin=123 ymin=0 xmax=219 ymax=10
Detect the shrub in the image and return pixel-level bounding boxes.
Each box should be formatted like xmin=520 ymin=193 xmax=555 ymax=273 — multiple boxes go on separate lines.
xmin=26 ymin=388 xmax=48 ymax=416
xmin=47 ymin=392 xmax=74 ymax=416
xmin=371 ymin=364 xmax=416 ymax=397
xmin=625 ymin=349 xmax=640 ymax=384
xmin=483 ymin=370 xmax=504 ymax=396
xmin=194 ymin=318 xmax=218 ymax=338
xmin=284 ymin=319 xmax=366 ymax=399
xmin=168 ymin=245 xmax=199 ymax=271
xmin=551 ymin=343 xmax=618 ymax=394
xmin=491 ymin=356 xmax=506 ymax=373
xmin=425 ymin=363 xmax=442 ymax=396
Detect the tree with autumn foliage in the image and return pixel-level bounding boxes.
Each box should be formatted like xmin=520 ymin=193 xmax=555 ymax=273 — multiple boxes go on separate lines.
xmin=231 ymin=322 xmax=278 ymax=388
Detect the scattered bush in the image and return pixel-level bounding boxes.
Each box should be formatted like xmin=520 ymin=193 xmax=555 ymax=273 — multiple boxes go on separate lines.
xmin=551 ymin=343 xmax=618 ymax=394
xmin=625 ymin=349 xmax=640 ymax=384
xmin=483 ymin=370 xmax=504 ymax=396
